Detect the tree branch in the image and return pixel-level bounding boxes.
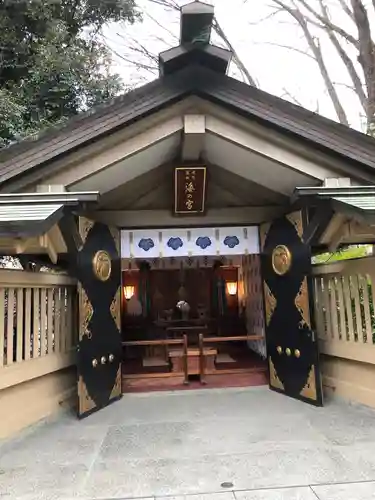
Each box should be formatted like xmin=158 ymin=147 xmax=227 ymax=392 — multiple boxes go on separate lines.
xmin=318 ymin=0 xmax=367 ymax=112
xmin=281 ymin=87 xmax=303 ymax=106
xmin=337 ymin=0 xmax=354 ymax=19
xmin=256 ymin=40 xmax=316 ymax=61
xmin=350 ymin=0 xmax=375 ymax=128
xmin=212 ymin=16 xmax=258 ymax=86
xmin=147 ymin=0 xmax=180 ymax=10
xmin=146 ymin=11 xmax=179 ymax=43
xmin=293 ymin=0 xmax=359 ymax=47
xmin=273 ymin=0 xmax=349 ymax=125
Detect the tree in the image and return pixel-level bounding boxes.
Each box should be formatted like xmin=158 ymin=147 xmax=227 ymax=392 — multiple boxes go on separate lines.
xmin=108 ymin=0 xmax=375 ymax=134
xmin=270 ymin=0 xmax=375 ymax=134
xmin=0 ymin=0 xmax=140 ymax=147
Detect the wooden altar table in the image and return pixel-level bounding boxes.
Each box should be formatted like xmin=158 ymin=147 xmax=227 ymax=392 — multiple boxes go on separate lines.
xmin=169 ymin=347 xmax=217 ymax=375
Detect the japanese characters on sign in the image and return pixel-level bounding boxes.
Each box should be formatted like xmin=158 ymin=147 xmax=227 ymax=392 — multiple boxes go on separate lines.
xmin=174 ymin=166 xmax=207 ymax=215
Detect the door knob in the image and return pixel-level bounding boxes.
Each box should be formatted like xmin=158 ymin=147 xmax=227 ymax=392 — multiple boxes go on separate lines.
xmin=92 ymin=359 xmax=98 ymax=367
xmin=101 ymin=356 xmax=107 ymax=364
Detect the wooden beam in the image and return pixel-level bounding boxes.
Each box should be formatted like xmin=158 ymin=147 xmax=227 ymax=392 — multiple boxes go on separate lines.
xmin=38 ymin=233 xmax=58 ymax=264
xmin=47 ymin=224 xmax=67 ymax=254
xmin=15 ymin=237 xmax=36 ymax=254
xmin=87 ymin=206 xmax=285 ymax=228
xmin=328 ymin=221 xmax=350 ymax=252
xmin=319 ymin=213 xmax=347 ymax=246
xmin=349 ymin=220 xmax=375 ymax=238
xmin=58 ymin=213 xmax=82 ymax=254
xmin=181 ymin=114 xmax=205 ymax=161
xmin=303 ymin=202 xmax=334 ymax=245
xmin=205 ymin=115 xmax=335 ymax=182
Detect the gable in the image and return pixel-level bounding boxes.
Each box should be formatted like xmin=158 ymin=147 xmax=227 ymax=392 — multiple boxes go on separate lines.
xmin=3 ymin=96 xmax=371 ymax=225
xmin=1 ymin=65 xmax=375 ymax=194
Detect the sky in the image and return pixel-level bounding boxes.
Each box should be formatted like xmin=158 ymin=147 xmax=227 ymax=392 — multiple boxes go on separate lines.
xmin=102 ymin=0 xmax=369 ymax=132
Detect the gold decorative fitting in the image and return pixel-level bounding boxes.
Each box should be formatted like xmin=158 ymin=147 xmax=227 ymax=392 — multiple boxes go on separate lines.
xmin=79 ymin=217 xmax=95 ymax=243
xmin=79 ymin=286 xmax=93 ymax=341
xmin=78 ymin=376 xmax=96 ymax=415
xmin=110 ymin=367 xmax=122 ymax=399
xmin=272 ymin=245 xmax=292 ymax=276
xmin=92 ymin=250 xmax=112 ymax=281
xmin=286 ymin=348 xmax=291 ymax=356
xmin=110 ymin=286 xmax=121 ymax=331
xmin=264 ymin=281 xmax=277 ymax=326
xmin=92 ymin=359 xmax=98 ymax=368
xmin=260 ymin=222 xmax=271 ymax=251
xmin=295 ymin=278 xmax=311 ymax=328
xmin=101 ymin=356 xmax=107 ymax=364
xmin=109 ymin=354 xmax=114 ymax=363
xmin=295 ymin=349 xmax=301 ymax=358
xmin=286 ymin=211 xmax=303 ymax=239
xmin=269 ymin=357 xmax=284 ymax=391
xmin=300 ymin=365 xmax=317 ymax=400
xmin=277 ymin=346 xmax=283 ymax=354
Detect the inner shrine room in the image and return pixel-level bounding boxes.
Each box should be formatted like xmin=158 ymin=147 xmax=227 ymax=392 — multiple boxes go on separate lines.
xmin=120 ymin=226 xmax=268 ymax=390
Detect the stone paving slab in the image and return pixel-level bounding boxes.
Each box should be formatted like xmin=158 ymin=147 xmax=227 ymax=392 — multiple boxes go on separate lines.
xmin=312 ymin=481 xmax=375 ymax=499
xmin=235 ymin=487 xmax=318 ymax=499
xmin=1 ymin=387 xmax=375 ymax=500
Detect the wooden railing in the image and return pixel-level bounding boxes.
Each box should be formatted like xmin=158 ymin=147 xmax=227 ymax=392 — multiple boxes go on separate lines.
xmin=122 ymin=335 xmax=189 ymax=384
xmin=0 ymin=270 xmax=77 ymax=389
xmin=198 ymin=334 xmax=264 ymax=383
xmin=312 ymin=256 xmax=375 ymax=364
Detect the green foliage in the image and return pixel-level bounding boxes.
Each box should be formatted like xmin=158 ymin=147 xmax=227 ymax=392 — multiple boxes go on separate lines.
xmin=0 ymin=0 xmax=140 ymax=146
xmin=312 ymin=245 xmax=371 ymax=264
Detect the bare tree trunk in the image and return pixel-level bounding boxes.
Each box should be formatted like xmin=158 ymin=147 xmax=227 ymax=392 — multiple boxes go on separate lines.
xmin=318 ymin=0 xmax=366 ymax=113
xmin=273 ymin=0 xmax=349 ymax=125
xmin=350 ymin=0 xmax=375 ymax=134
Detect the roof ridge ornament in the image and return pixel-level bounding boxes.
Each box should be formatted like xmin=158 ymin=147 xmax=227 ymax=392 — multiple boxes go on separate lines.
xmin=159 ymin=1 xmax=231 ymax=76
xmin=180 ymin=1 xmax=214 ymax=46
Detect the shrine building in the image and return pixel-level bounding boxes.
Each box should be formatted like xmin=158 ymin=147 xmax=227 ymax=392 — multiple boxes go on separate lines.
xmin=1 ymin=1 xmax=375 ymax=437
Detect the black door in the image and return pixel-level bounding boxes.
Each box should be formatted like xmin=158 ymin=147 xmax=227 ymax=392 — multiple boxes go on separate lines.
xmin=76 ymin=218 xmax=122 ymax=418
xmin=260 ymin=210 xmax=323 ymax=406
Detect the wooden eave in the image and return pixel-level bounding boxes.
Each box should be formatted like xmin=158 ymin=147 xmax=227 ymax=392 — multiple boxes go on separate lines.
xmin=1 ymin=65 xmax=375 ymax=192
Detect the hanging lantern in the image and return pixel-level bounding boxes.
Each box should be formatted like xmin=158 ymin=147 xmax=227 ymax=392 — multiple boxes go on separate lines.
xmin=124 ymin=285 xmax=135 ymax=300
xmin=226 ymin=281 xmax=238 ymax=296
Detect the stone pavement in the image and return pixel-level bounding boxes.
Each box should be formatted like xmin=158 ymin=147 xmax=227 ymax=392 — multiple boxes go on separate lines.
xmin=1 ymin=387 xmax=375 ymax=499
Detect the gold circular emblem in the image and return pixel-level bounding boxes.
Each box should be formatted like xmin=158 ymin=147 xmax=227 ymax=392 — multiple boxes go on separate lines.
xmin=295 ymin=349 xmax=301 ymax=358
xmin=92 ymin=250 xmax=112 ymax=282
xmin=277 ymin=346 xmax=283 ymax=355
xmin=272 ymin=245 xmax=292 ymax=276
xmin=285 ymin=347 xmax=291 ymax=356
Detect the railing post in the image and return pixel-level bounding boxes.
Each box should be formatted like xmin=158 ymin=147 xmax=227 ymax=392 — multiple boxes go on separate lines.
xmin=183 ymin=334 xmax=189 ymax=385
xmin=199 ymin=333 xmax=206 ymax=384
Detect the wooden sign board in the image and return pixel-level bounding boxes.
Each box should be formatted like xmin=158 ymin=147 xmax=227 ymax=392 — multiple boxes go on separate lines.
xmin=174 ymin=166 xmax=207 ymax=215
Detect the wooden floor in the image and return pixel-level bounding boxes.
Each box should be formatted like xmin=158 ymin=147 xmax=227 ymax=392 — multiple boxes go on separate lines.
xmin=122 ymin=370 xmax=268 ymax=393
xmin=122 ymin=349 xmax=268 ymax=393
